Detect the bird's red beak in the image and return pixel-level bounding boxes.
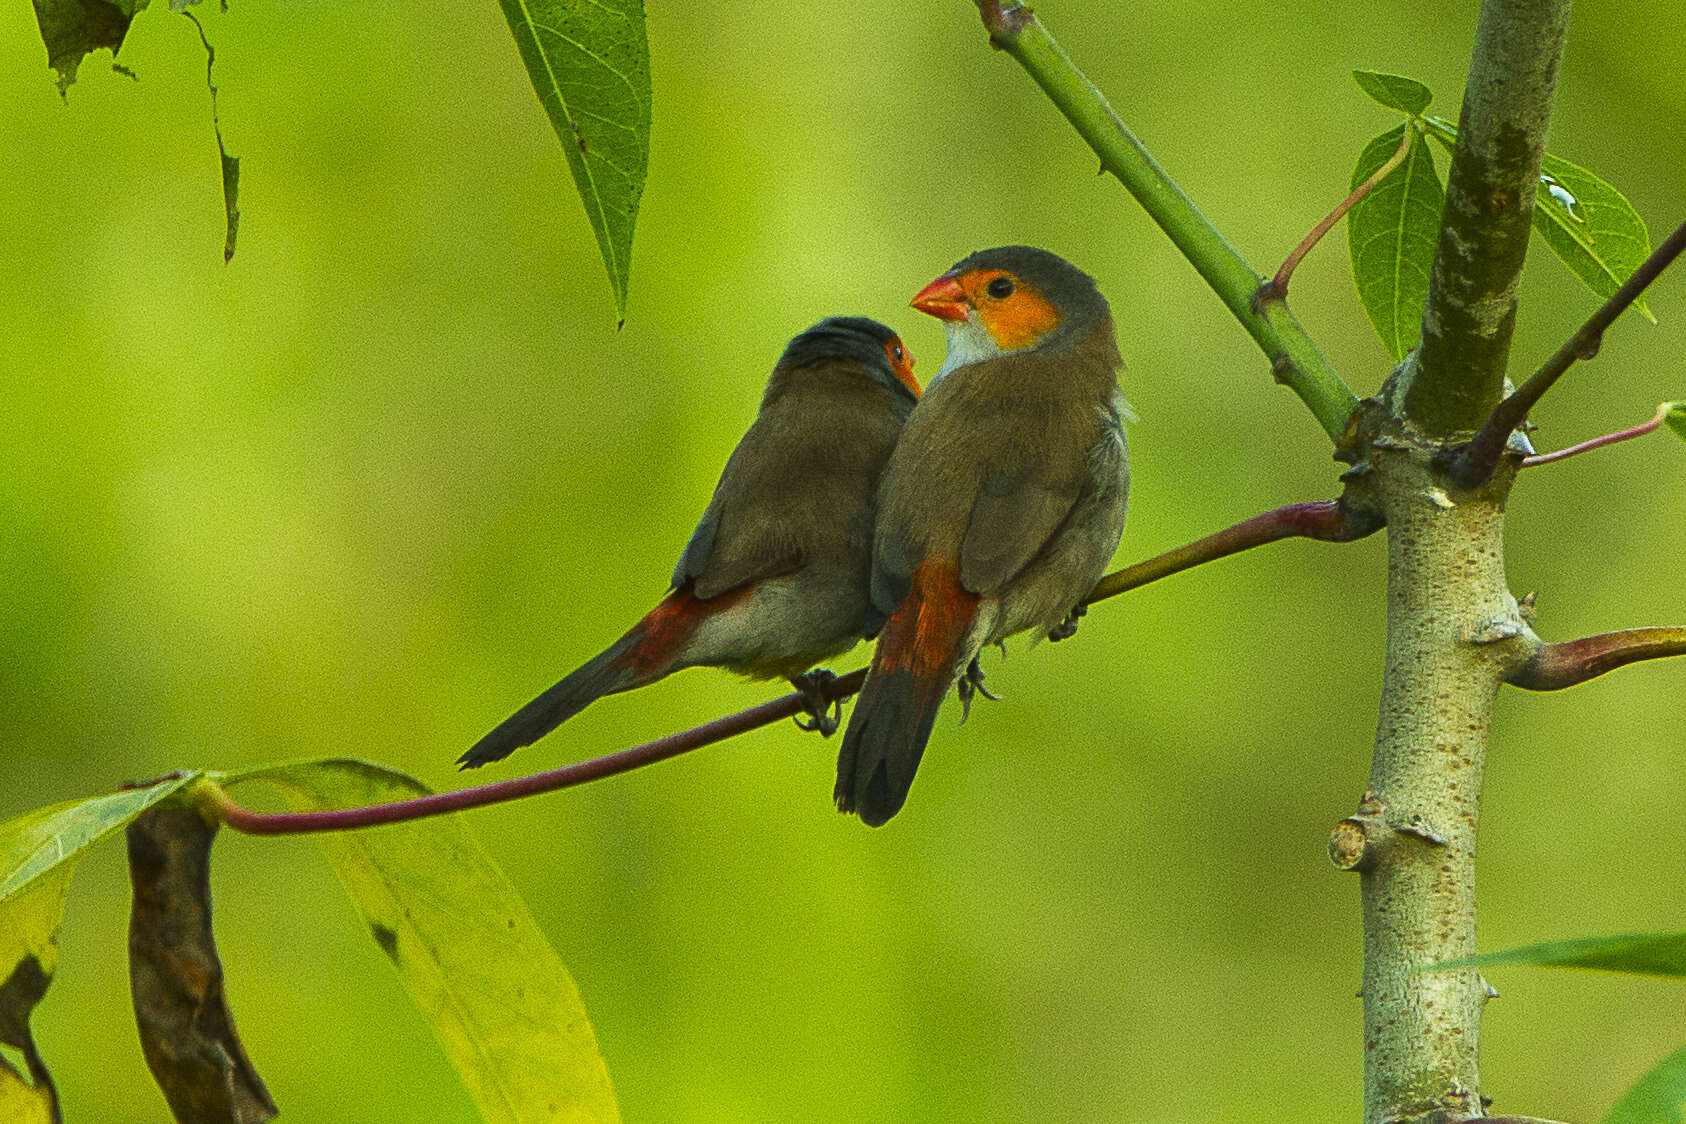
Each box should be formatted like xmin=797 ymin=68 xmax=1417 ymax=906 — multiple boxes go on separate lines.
xmin=910 ymin=272 xmax=970 ymax=323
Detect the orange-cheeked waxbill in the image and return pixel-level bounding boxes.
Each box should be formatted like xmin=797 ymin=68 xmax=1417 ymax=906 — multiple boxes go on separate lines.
xmin=461 ymin=317 xmax=921 ymax=768
xmin=834 ymin=247 xmax=1130 ymax=825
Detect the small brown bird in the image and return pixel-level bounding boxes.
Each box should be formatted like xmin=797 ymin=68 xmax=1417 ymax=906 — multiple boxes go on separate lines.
xmin=461 ymin=317 xmax=921 ymax=768
xmin=834 ymin=247 xmax=1130 ymax=825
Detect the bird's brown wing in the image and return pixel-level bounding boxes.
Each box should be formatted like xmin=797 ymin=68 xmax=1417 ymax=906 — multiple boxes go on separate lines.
xmin=958 ymin=465 xmax=1089 ymax=596
xmin=670 ymin=400 xmax=812 ymax=600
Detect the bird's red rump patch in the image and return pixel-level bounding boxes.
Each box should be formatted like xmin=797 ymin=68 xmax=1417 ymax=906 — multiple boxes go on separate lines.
xmin=619 ymin=584 xmax=753 ymax=676
xmin=878 ymin=560 xmax=979 ymax=681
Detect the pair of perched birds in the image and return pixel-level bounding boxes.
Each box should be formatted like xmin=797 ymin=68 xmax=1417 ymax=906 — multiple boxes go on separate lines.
xmin=460 ymin=246 xmax=1131 ymax=826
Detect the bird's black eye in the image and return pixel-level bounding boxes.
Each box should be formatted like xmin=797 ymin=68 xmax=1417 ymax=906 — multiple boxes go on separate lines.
xmin=986 ymin=276 xmax=1016 ymax=299
xmin=892 ymin=344 xmax=904 ymax=362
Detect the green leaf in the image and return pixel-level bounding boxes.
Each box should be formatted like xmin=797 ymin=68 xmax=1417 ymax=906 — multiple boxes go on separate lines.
xmin=1663 ymin=402 xmax=1686 ymax=442
xmin=1435 ymin=929 xmax=1686 ymax=977
xmin=1422 ymin=116 xmax=1655 ymax=322
xmin=1534 ymin=151 xmax=1656 ymax=322
xmin=30 ymin=0 xmax=149 ymax=91
xmin=498 ymin=0 xmax=651 ymax=321
xmin=0 ymin=775 xmax=197 ymax=904
xmin=231 ymin=759 xmax=620 ymax=1124
xmin=1607 ymin=1045 xmax=1686 ymax=1124
xmin=1352 ymin=70 xmax=1433 ymax=116
xmin=1347 ymin=123 xmax=1444 ymax=359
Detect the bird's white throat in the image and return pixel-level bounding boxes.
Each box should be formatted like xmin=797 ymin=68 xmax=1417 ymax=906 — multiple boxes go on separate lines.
xmin=928 ymin=315 xmax=1001 ymax=388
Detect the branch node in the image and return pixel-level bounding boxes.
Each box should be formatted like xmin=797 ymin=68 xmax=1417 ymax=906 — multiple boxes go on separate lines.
xmin=1329 ymin=816 xmax=1381 ymax=872
xmin=1465 ymin=617 xmax=1522 ymax=645
xmin=1509 ymin=626 xmax=1686 ymax=690
xmin=1270 ymin=352 xmax=1298 ymax=385
xmin=1392 ymin=813 xmax=1447 ymax=847
xmin=1339 ymin=460 xmax=1375 ymax=482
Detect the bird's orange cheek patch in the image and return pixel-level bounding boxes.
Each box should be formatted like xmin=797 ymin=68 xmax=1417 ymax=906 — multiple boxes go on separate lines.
xmin=984 ymin=290 xmax=1062 ymax=351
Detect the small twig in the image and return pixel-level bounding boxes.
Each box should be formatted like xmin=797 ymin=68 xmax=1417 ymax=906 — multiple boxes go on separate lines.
xmin=197 ymin=672 xmax=863 ymax=834
xmin=1520 ymin=401 xmax=1673 ymax=468
xmin=198 ymin=498 xmax=1380 ymax=835
xmin=1261 ymin=125 xmax=1414 ymax=302
xmin=1084 ymin=499 xmax=1382 ymax=605
xmin=1509 ymin=627 xmax=1686 ymax=691
xmin=1449 ymin=214 xmax=1686 ymax=488
xmin=970 ymin=0 xmax=1358 ymax=442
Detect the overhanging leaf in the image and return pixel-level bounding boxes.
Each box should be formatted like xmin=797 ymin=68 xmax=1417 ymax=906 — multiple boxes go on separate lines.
xmin=1663 ymin=402 xmax=1686 ymax=442
xmin=1607 ymin=1045 xmax=1686 ymax=1124
xmin=1434 ymin=929 xmax=1686 ymax=977
xmin=228 ymin=759 xmax=620 ymax=1124
xmin=1423 ymin=115 xmax=1655 ymax=322
xmin=1352 ymin=70 xmax=1432 ymax=117
xmin=1347 ymin=123 xmax=1443 ymax=359
xmin=498 ymin=0 xmax=651 ymax=321
xmin=127 ymin=804 xmax=277 ymax=1124
xmin=30 ymin=0 xmax=149 ymax=91
xmin=182 ymin=11 xmax=240 ymax=263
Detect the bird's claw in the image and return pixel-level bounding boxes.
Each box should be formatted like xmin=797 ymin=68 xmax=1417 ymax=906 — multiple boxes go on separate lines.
xmin=1048 ymin=603 xmax=1087 ymax=642
xmin=790 ymin=669 xmax=842 ymax=736
xmin=956 ymin=657 xmax=1001 ymax=724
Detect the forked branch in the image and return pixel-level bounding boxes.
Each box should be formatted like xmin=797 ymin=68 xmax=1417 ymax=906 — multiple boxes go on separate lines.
xmin=1450 ymin=215 xmax=1686 ymax=487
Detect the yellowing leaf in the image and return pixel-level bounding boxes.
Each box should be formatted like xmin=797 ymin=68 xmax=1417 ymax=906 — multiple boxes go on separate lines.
xmin=231 ymin=759 xmax=620 ymax=1124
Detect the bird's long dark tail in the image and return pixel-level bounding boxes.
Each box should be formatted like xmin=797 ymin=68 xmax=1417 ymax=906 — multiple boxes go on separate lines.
xmin=834 ymin=561 xmax=978 ymax=825
xmin=458 ymin=586 xmax=727 ymax=768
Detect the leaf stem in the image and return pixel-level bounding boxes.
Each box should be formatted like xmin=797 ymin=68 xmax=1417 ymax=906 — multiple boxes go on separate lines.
xmin=1509 ymin=627 xmax=1686 ymax=690
xmin=974 ymin=0 xmax=1358 ymax=441
xmin=198 ymin=498 xmax=1378 ymax=835
xmin=1265 ymin=124 xmax=1414 ymax=299
xmin=1084 ymin=499 xmax=1381 ymax=605
xmin=192 ymin=680 xmax=861 ymax=834
xmin=1519 ymin=401 xmax=1673 ymax=468
xmin=1450 ymin=215 xmax=1686 ymax=486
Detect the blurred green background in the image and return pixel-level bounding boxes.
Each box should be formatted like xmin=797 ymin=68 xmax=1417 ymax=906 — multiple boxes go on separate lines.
xmin=4 ymin=0 xmax=1685 ymax=1120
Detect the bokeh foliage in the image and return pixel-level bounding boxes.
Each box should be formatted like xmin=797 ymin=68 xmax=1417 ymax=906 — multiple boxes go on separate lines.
xmin=2 ymin=0 xmax=1685 ymax=1120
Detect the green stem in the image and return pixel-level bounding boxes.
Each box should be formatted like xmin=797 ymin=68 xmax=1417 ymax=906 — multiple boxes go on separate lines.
xmin=975 ymin=1 xmax=1358 ymax=442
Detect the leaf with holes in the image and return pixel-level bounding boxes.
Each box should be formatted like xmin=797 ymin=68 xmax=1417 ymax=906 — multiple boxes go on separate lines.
xmin=1347 ymin=123 xmax=1443 ymax=359
xmin=1352 ymin=70 xmax=1432 ymax=117
xmin=229 ymin=759 xmax=620 ymax=1124
xmin=1607 ymin=1045 xmax=1686 ymax=1124
xmin=498 ymin=0 xmax=651 ymax=321
xmin=30 ymin=0 xmax=149 ymax=91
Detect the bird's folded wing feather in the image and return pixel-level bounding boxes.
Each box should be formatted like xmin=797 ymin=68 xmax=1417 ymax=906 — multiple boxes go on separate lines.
xmin=671 ymin=430 xmax=806 ymax=600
